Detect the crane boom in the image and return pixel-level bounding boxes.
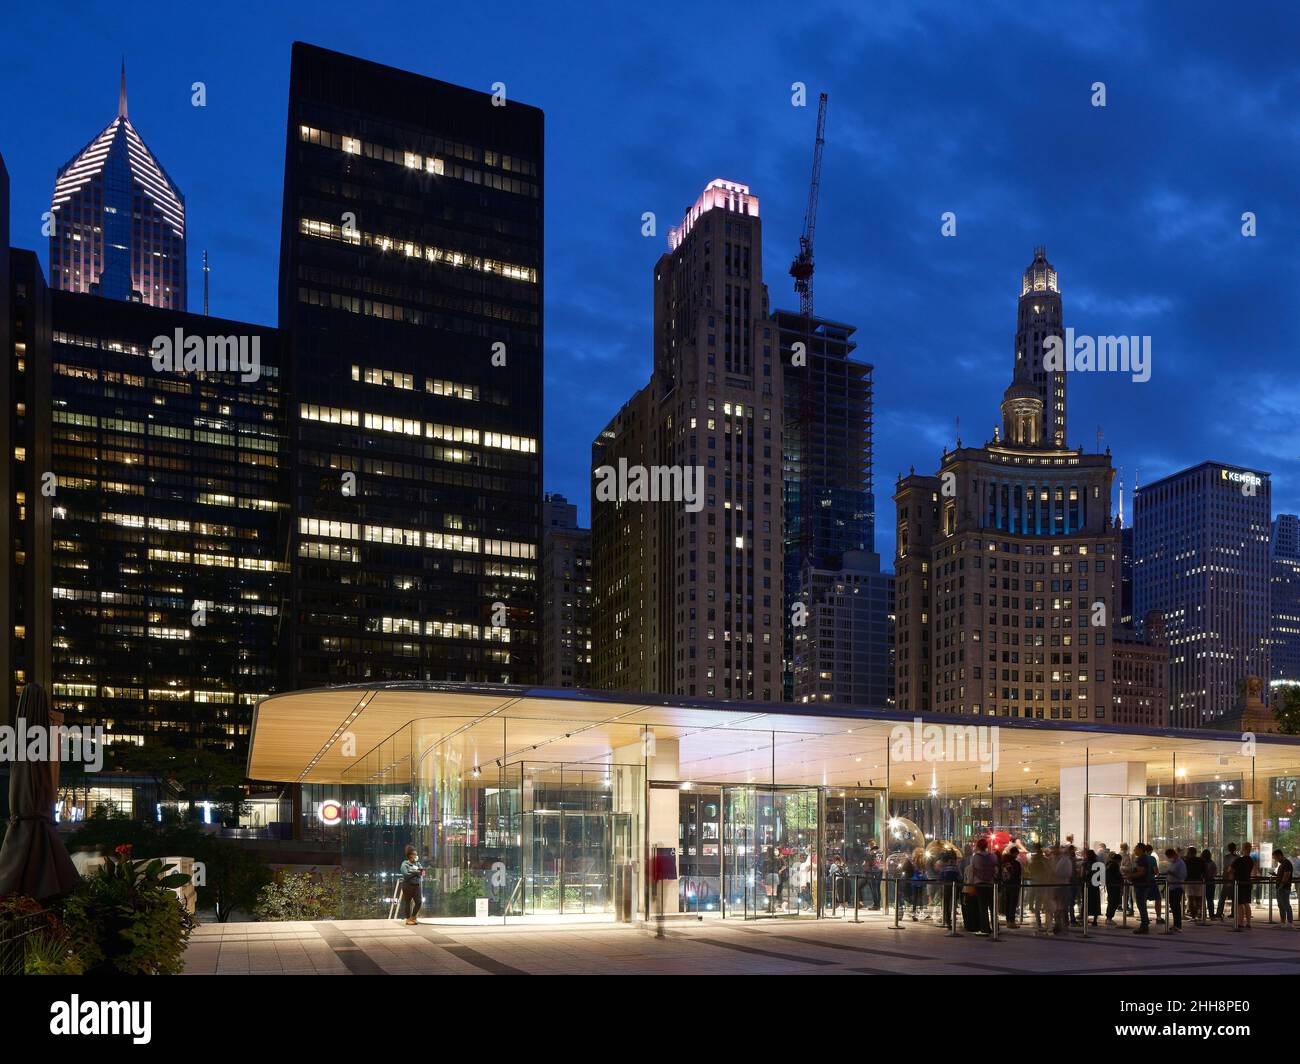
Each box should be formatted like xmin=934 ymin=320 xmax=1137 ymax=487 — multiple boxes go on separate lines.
xmin=789 ymin=92 xmax=828 ymax=318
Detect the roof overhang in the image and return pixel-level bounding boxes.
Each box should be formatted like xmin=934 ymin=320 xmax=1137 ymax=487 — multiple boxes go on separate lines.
xmin=247 ymin=683 xmax=1300 ymax=795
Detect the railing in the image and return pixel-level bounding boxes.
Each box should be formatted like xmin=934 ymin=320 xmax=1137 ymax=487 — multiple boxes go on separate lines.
xmin=0 ymin=908 xmax=55 ymax=976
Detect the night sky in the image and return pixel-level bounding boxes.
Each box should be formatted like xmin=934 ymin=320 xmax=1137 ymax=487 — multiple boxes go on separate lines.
xmin=3 ymin=1 xmax=1297 ymax=563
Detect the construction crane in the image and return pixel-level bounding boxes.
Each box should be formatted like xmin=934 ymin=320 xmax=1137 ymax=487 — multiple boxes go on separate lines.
xmin=791 ymin=93 xmax=828 ymax=572
xmin=789 ymin=93 xmax=828 ymax=318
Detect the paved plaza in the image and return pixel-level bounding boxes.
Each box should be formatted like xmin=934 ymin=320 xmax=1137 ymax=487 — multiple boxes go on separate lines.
xmin=184 ymin=904 xmax=1299 ymax=976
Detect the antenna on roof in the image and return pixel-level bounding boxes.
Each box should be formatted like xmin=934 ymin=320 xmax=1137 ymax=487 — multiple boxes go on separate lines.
xmin=203 ymin=250 xmax=210 ymax=316
xmin=119 ymin=57 xmax=128 ymax=119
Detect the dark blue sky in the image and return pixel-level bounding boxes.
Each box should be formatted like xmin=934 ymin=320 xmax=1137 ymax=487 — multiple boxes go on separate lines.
xmin=4 ymin=1 xmax=1298 ymax=563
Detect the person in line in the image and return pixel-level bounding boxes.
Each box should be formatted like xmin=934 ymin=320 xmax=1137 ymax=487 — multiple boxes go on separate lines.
xmin=909 ymin=847 xmax=927 ymax=920
xmin=1201 ymin=848 xmax=1217 ymax=920
xmin=1164 ymin=847 xmax=1187 ymax=932
xmin=1132 ymin=843 xmax=1159 ymax=935
xmin=1054 ymin=844 xmax=1077 ymax=933
xmin=1217 ymin=843 xmax=1238 ymax=920
xmin=970 ymin=837 xmax=998 ymax=935
xmin=1000 ymin=844 xmax=1022 ymax=928
xmin=865 ymin=842 xmax=882 ymax=910
xmin=1063 ymin=842 xmax=1080 ymax=926
xmin=1083 ymin=847 xmax=1102 ymax=927
xmin=1119 ymin=843 xmax=1136 ymax=916
xmin=1026 ymin=843 xmax=1050 ymax=933
xmin=1105 ymin=848 xmax=1124 ymax=925
xmin=1231 ymin=842 xmax=1254 ymax=930
xmin=1272 ymin=848 xmax=1294 ymax=929
xmin=1184 ymin=846 xmax=1205 ymax=922
xmin=939 ymin=849 xmax=962 ymax=929
xmin=398 ymin=844 xmax=424 ymax=925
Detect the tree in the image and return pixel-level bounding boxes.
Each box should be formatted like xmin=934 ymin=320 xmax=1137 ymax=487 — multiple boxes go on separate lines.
xmin=1274 ymin=685 xmax=1300 ymax=736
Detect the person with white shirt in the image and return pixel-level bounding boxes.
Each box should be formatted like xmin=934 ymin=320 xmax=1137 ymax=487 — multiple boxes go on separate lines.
xmin=1163 ymin=848 xmax=1187 ymax=931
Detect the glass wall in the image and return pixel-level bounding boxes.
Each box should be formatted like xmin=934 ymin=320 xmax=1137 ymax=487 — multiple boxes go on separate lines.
xmin=340 ymin=716 xmax=642 ymax=922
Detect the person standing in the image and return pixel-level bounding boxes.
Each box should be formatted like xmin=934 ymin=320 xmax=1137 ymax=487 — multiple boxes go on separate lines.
xmin=1272 ymin=849 xmax=1294 ymax=929
xmin=1083 ymin=848 xmax=1102 ymax=927
xmin=939 ymin=849 xmax=962 ymax=929
xmin=1164 ymin=848 xmax=1186 ymax=932
xmin=1217 ymin=843 xmax=1238 ymax=920
xmin=1119 ymin=843 xmax=1135 ymax=915
xmin=1184 ymin=846 xmax=1204 ymax=921
xmin=1001 ymin=845 xmax=1022 ymax=928
xmin=866 ymin=842 xmax=883 ymax=910
xmin=1201 ymin=849 xmax=1217 ymax=920
xmin=970 ymin=837 xmax=998 ymax=935
xmin=398 ymin=844 xmax=424 ymax=925
xmin=1105 ymin=849 xmax=1123 ymax=925
xmin=1132 ymin=843 xmax=1158 ymax=935
xmin=1231 ymin=843 xmax=1254 ymax=930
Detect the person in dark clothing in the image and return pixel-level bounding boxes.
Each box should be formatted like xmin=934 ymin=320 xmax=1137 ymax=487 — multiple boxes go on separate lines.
xmin=1184 ymin=848 xmax=1204 ymax=921
xmin=1083 ymin=848 xmax=1102 ymax=926
xmin=1000 ymin=846 xmax=1022 ymax=927
xmin=1202 ymin=849 xmax=1218 ymax=919
xmin=1105 ymin=851 xmax=1123 ymax=924
xmin=1231 ymin=843 xmax=1255 ymax=930
xmin=398 ymin=844 xmax=424 ymax=924
xmin=1216 ymin=843 xmax=1238 ymax=920
xmin=938 ymin=850 xmax=962 ymax=928
xmin=1273 ymin=849 xmax=1294 ymax=928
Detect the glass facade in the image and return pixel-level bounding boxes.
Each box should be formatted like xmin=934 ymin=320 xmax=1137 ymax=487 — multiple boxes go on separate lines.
xmin=258 ymin=688 xmax=1300 ymax=924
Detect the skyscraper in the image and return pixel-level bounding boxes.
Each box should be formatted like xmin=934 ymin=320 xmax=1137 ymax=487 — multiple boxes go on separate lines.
xmin=1016 ymin=247 xmax=1066 ymax=447
xmin=777 ymin=309 xmax=892 ymax=707
xmin=48 ymin=292 xmax=286 ymax=813
xmin=279 ymin=44 xmax=544 ymax=688
xmin=894 ymin=249 xmax=1118 ymax=721
xmin=49 ymin=66 xmax=186 ymax=310
xmin=1269 ymin=514 xmax=1300 ymax=688
xmin=592 ymin=179 xmax=782 ymax=700
xmin=1133 ymin=462 xmax=1272 ymax=728
xmin=1 ymin=153 xmax=54 ymax=714
xmin=540 ymin=493 xmax=592 ymax=688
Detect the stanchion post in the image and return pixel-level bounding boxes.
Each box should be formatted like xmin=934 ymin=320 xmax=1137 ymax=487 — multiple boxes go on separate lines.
xmin=991 ymin=880 xmax=999 ymax=941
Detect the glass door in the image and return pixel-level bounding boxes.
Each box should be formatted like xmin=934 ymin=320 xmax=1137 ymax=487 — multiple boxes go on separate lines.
xmin=722 ymin=785 xmax=820 ymax=919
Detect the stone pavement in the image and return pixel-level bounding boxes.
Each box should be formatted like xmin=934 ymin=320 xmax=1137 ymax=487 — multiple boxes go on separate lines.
xmin=183 ymin=904 xmax=1300 ymax=975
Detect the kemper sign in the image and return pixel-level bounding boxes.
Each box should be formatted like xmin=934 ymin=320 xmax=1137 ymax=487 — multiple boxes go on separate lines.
xmin=1220 ymin=468 xmax=1262 ymax=489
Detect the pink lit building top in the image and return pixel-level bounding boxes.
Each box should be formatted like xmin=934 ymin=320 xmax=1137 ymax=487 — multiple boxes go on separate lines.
xmin=668 ymin=179 xmax=759 ymax=250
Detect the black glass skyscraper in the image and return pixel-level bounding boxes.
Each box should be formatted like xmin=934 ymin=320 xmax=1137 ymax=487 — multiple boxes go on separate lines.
xmin=48 ymin=292 xmax=286 ymax=807
xmin=279 ymin=44 xmax=544 ymax=687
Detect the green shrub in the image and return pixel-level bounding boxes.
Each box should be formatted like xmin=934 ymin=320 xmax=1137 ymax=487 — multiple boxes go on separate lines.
xmin=254 ymin=868 xmax=341 ymax=921
xmin=62 ymin=844 xmax=195 ymax=975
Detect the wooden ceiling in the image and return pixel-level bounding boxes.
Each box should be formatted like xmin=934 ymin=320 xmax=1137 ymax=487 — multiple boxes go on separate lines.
xmin=247 ymin=685 xmax=1300 ymax=797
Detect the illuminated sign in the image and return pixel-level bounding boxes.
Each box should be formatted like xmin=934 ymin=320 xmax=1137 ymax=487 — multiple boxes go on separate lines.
xmin=1220 ymin=468 xmax=1262 ymax=488
xmin=317 ymin=799 xmax=342 ymax=826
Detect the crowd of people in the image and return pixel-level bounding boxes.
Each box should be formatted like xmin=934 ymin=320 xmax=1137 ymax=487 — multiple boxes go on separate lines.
xmin=817 ymin=836 xmax=1297 ymax=936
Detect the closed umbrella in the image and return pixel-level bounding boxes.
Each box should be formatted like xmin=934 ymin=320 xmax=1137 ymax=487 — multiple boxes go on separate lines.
xmin=0 ymin=683 xmax=80 ymax=899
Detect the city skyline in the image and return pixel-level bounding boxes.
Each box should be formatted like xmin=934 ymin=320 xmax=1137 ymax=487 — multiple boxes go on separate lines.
xmin=2 ymin=2 xmax=1297 ymax=566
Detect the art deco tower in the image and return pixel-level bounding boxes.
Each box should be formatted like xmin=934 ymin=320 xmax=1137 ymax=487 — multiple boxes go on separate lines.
xmin=592 ymin=180 xmax=782 ymax=700
xmin=894 ymin=249 xmax=1118 ymax=722
xmin=1015 ymin=247 xmax=1065 ymax=447
xmin=49 ymin=65 xmax=187 ymax=309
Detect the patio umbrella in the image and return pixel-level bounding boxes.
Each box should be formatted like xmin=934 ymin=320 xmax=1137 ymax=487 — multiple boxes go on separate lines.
xmin=0 ymin=683 xmax=81 ymax=900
